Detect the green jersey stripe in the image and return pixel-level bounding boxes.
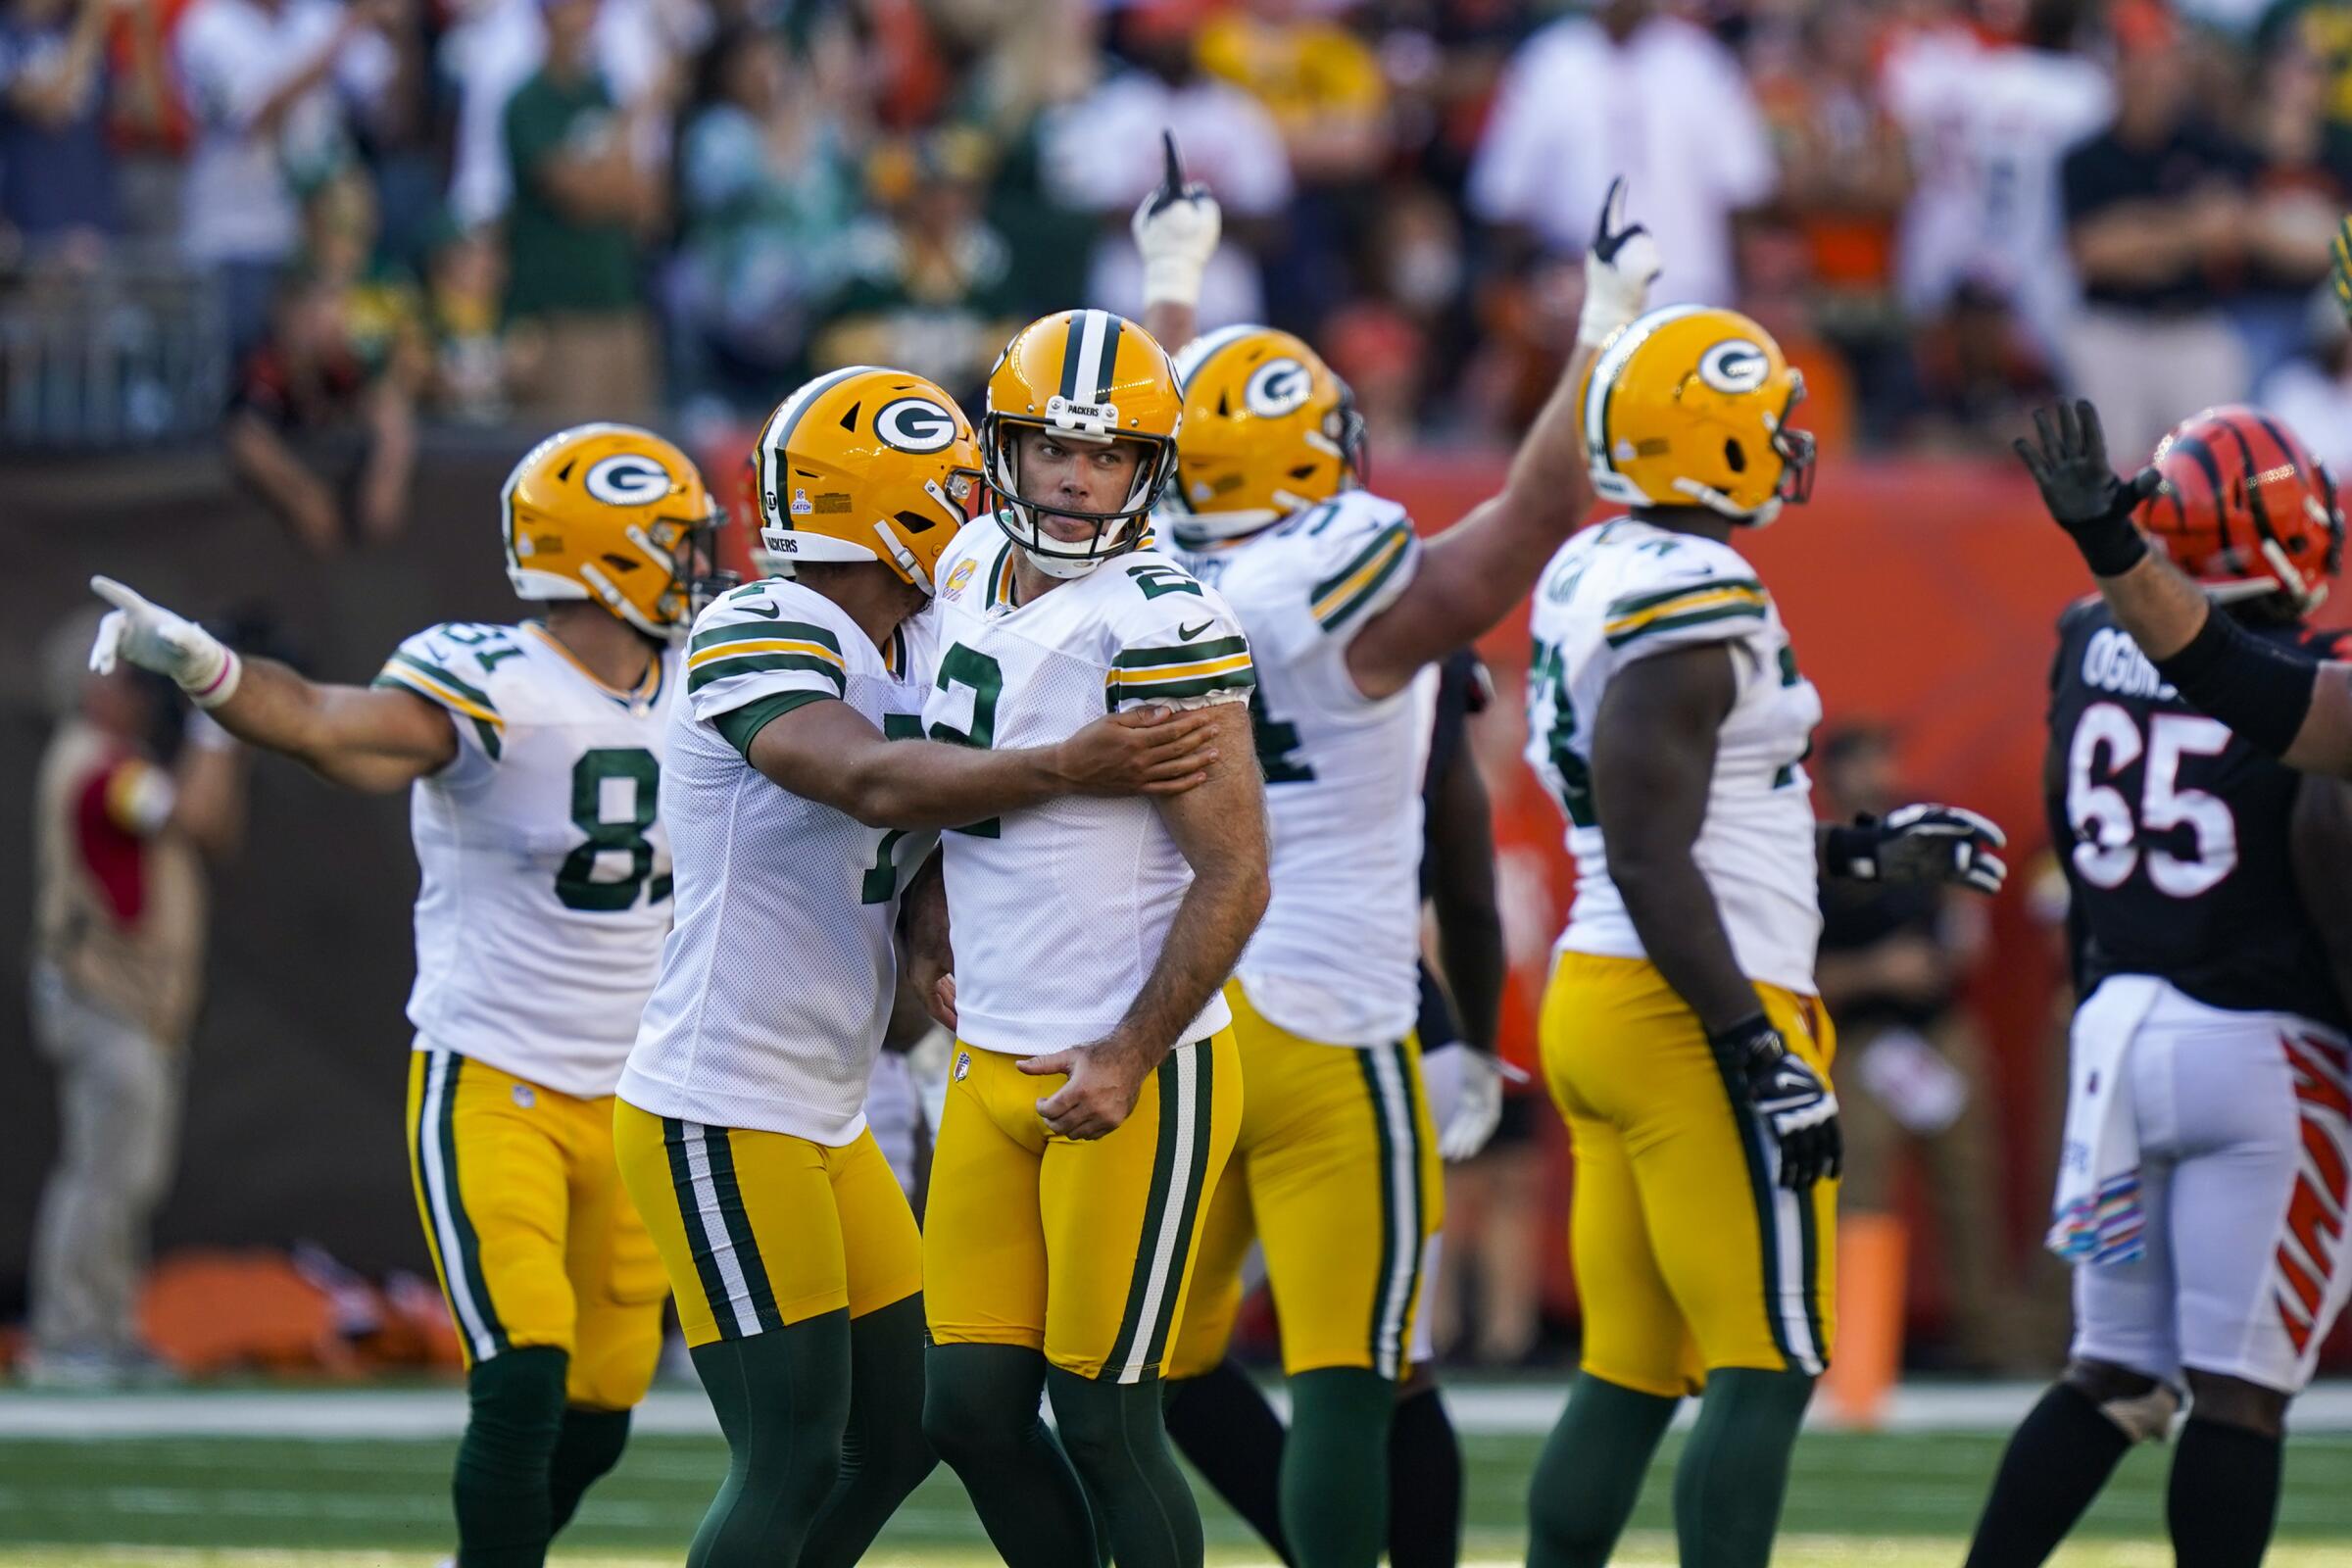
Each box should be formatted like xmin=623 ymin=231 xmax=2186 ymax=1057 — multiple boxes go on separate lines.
xmin=689 ymin=618 xmax=844 ymax=656
xmin=1112 ymin=636 xmax=1251 ymax=670
xmin=372 ymin=673 xmax=504 ymax=761
xmin=387 ymin=652 xmax=497 ymax=711
xmin=711 ymin=689 xmax=835 ymax=760
xmin=1605 ymin=577 xmax=1763 ymax=619
xmin=1316 ymin=532 xmax=1414 ymax=630
xmin=686 ymin=651 xmax=847 ymax=696
xmin=1107 ymin=668 xmax=1256 ymax=708
xmin=1602 ymin=601 xmax=1767 ymax=649
xmin=1311 ymin=522 xmax=1413 ymax=605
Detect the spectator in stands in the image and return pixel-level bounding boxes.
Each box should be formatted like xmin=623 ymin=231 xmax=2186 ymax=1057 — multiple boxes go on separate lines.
xmin=1041 ymin=0 xmax=1290 ymax=326
xmin=0 ymin=0 xmax=129 ymax=253
xmin=2061 ymin=0 xmax=2255 ymax=461
xmin=2259 ymin=286 xmax=2352 ymax=470
xmin=173 ymin=0 xmax=399 ymax=358
xmin=222 ymin=172 xmax=424 ymax=553
xmin=1467 ymin=0 xmax=1775 ymax=309
xmin=808 ymin=127 xmax=1021 ymax=411
xmin=24 ymin=610 xmax=244 ymax=1390
xmin=1882 ymin=0 xmax=2113 ymax=374
xmin=959 ymin=0 xmax=1117 ymax=318
xmin=1813 ymin=724 xmax=2022 ymax=1371
xmin=420 ymin=214 xmax=511 ymax=424
xmin=499 ymin=0 xmax=666 ymax=420
xmin=668 ymin=20 xmax=860 ymax=416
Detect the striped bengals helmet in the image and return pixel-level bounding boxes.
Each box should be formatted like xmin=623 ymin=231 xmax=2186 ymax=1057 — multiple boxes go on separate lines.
xmin=983 ymin=309 xmax=1184 ymax=578
xmin=2138 ymin=406 xmax=2343 ymax=613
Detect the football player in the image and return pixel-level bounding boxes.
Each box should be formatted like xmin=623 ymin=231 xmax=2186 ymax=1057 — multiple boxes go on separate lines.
xmin=1517 ymin=308 xmax=2006 ymax=1568
xmin=906 ymin=309 xmax=1270 ymax=1568
xmin=89 ymin=425 xmax=721 ymax=1568
xmin=1130 ymin=143 xmax=1645 ymax=1568
xmin=1971 ymin=405 xmax=2352 ymax=1568
xmin=610 ymin=367 xmax=1222 ymax=1568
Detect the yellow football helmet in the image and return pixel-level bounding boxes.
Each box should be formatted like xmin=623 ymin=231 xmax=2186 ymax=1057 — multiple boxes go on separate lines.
xmin=502 ymin=423 xmax=725 ymax=641
xmin=983 ymin=308 xmax=1183 ymax=577
xmin=1169 ymin=324 xmax=1364 ymax=541
xmin=1581 ymin=305 xmax=1816 ymax=527
xmin=750 ymin=366 xmax=983 ymax=593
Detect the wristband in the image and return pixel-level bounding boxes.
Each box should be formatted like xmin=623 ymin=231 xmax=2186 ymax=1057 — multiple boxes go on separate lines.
xmin=2152 ymin=608 xmax=2319 ymax=758
xmin=2074 ymin=504 xmax=2150 ymax=578
xmin=1822 ymin=819 xmax=1879 ymax=880
xmin=185 ymin=648 xmax=243 ymax=710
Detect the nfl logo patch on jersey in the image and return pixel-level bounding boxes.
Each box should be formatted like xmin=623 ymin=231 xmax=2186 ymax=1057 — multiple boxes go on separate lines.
xmin=512 ymin=1083 xmax=536 ymax=1108
xmin=954 ymin=1051 xmax=971 ymax=1082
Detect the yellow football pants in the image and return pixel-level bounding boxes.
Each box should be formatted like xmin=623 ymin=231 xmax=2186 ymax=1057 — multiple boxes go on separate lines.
xmin=1170 ymin=980 xmax=1443 ymax=1380
xmin=1541 ymin=953 xmax=1838 ymax=1396
xmin=924 ymin=1030 xmax=1242 ymax=1384
xmin=612 ymin=1101 xmax=922 ymax=1348
xmin=405 ymin=1049 xmax=667 ymax=1409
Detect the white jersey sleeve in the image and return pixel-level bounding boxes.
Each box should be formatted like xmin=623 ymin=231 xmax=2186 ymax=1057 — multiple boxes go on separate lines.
xmin=1100 ymin=558 xmax=1256 ymax=715
xmin=372 ymin=622 xmax=519 ymax=787
xmin=1205 ymin=491 xmax=1421 ymax=714
xmin=681 ymin=579 xmax=855 ymax=754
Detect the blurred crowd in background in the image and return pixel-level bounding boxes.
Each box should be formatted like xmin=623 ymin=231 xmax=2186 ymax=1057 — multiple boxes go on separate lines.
xmin=17 ymin=0 xmax=2352 ymax=535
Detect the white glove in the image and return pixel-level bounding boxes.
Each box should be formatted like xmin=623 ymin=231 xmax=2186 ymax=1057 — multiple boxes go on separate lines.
xmin=1578 ymin=175 xmax=1663 ymax=351
xmin=1432 ymin=1045 xmax=1510 ymax=1162
xmin=88 ymin=575 xmax=242 ymax=709
xmin=1132 ymin=129 xmax=1220 ymax=310
xmin=1830 ymin=803 xmax=2009 ymax=895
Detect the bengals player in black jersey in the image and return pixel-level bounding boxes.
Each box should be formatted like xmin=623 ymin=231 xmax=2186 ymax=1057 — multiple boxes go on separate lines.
xmin=1977 ymin=404 xmax=2352 ymax=1568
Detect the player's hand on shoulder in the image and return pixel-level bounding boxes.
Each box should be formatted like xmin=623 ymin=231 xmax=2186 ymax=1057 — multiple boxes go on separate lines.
xmin=1021 ymin=1033 xmax=1154 ymax=1140
xmin=1054 ymin=704 xmax=1222 ymax=797
xmin=1709 ymin=1015 xmax=1840 ymax=1189
xmin=1829 ymin=803 xmax=2008 ymax=895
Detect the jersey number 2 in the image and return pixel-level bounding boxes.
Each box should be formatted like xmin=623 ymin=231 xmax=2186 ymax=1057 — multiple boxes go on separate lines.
xmin=2066 ymin=703 xmax=2236 ymax=897
xmin=929 ymin=644 xmax=1004 ymax=839
xmin=557 ymin=748 xmax=670 ymax=911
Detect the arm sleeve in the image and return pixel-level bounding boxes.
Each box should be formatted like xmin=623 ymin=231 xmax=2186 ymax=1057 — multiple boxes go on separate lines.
xmin=1102 ymin=570 xmax=1256 ymax=713
xmin=371 ymin=624 xmax=507 ymax=778
xmin=684 ymin=592 xmax=852 ymax=760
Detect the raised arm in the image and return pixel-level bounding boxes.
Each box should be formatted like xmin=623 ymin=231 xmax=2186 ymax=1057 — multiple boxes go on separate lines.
xmin=88 ymin=576 xmax=457 ymax=792
xmin=744 ymin=693 xmax=1219 ymax=831
xmin=1021 ymin=702 xmax=1270 ymax=1138
xmin=1343 ymin=181 xmax=1659 ymax=699
xmin=2018 ymin=400 xmax=2352 ymax=777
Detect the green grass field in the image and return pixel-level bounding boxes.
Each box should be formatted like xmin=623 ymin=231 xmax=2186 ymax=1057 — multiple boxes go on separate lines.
xmin=2 ymin=1430 xmax=2349 ymax=1565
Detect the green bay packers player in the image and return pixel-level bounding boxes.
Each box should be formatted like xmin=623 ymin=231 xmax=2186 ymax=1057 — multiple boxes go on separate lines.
xmin=85 ymin=425 xmax=723 ymax=1568
xmin=1518 ymin=308 xmax=2007 ymax=1568
xmin=1132 ymin=147 xmax=1657 ymax=1568
xmin=906 ymin=309 xmax=1270 ymax=1568
xmin=611 ymin=367 xmax=1221 ymax=1568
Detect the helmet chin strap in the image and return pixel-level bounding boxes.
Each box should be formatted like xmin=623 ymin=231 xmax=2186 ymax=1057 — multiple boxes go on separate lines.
xmin=1670 ymin=476 xmax=1781 ymax=528
xmin=869 ymin=518 xmax=931 ymax=594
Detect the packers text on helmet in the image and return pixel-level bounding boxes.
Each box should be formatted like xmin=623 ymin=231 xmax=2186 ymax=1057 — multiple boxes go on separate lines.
xmin=502 ymin=423 xmax=725 ymax=641
xmin=1581 ymin=305 xmax=1815 ymax=527
xmin=2138 ymin=405 xmax=2343 ymax=613
xmin=983 ymin=309 xmax=1183 ymax=578
xmin=751 ymin=366 xmax=983 ymax=594
xmin=1169 ymin=324 xmax=1364 ymax=543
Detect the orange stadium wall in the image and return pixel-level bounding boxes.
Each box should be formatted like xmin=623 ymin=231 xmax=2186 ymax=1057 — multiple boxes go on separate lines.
xmin=2 ymin=436 xmax=2345 ymax=1363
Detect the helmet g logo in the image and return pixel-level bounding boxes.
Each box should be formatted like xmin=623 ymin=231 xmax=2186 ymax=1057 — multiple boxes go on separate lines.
xmin=876 ymin=397 xmax=959 ymax=454
xmin=1244 ymin=359 xmax=1313 ymax=419
xmin=584 ymin=454 xmax=673 ymax=507
xmin=1697 ymin=340 xmax=1769 ymax=395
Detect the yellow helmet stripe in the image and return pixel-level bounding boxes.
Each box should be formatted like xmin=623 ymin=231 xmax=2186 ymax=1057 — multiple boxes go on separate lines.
xmin=758 ymin=364 xmax=880 ymax=523
xmin=1582 ymin=304 xmax=1710 ymax=492
xmin=1172 ymin=323 xmax=1257 ymax=389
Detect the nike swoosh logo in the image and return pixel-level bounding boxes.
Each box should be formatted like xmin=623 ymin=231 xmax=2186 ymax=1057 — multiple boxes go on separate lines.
xmin=740 ymin=601 xmax=780 ymax=619
xmin=1177 ymin=619 xmax=1213 ymax=640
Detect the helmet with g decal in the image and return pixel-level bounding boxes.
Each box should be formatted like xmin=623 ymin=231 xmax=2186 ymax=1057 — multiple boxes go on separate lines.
xmin=502 ymin=422 xmax=726 ymax=641
xmin=1580 ymin=305 xmax=1815 ymax=526
xmin=1168 ymin=323 xmax=1365 ymax=543
xmin=751 ymin=365 xmax=983 ymax=593
xmin=2137 ymin=405 xmax=2343 ymax=613
xmin=982 ymin=308 xmax=1184 ymax=578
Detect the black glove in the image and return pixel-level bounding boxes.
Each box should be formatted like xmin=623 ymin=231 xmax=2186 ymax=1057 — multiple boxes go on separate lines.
xmin=1710 ymin=1014 xmax=1840 ymax=1189
xmin=1824 ymin=803 xmax=2008 ymax=894
xmin=2013 ymin=399 xmax=2164 ymax=577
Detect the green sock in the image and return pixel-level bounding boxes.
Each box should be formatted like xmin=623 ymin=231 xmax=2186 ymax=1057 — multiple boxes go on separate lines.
xmin=687 ymin=1311 xmax=853 ymax=1568
xmin=1527 ymin=1373 xmax=1679 ymax=1568
xmin=1278 ymin=1367 xmax=1395 ymax=1568
xmin=451 ymin=1346 xmax=567 ymax=1568
xmin=922 ymin=1344 xmax=1099 ymax=1568
xmin=1046 ymin=1365 xmax=1203 ymax=1568
xmin=800 ymin=1296 xmax=937 ymax=1568
xmin=1673 ymin=1367 xmax=1816 ymax=1568
xmin=546 ymin=1405 xmax=630 ymax=1536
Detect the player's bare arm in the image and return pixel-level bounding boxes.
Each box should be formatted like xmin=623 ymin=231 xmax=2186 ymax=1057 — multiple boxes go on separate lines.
xmin=1592 ymin=642 xmax=1840 ymax=1188
xmin=1425 ymin=733 xmax=1505 ymax=1056
xmin=88 ymin=575 xmax=459 ymax=791
xmin=748 ymin=695 xmax=1218 ymax=831
xmin=900 ymin=850 xmax=956 ymax=1033
xmin=1020 ymin=702 xmax=1270 ymax=1139
xmin=2020 ymin=399 xmax=2352 ymax=776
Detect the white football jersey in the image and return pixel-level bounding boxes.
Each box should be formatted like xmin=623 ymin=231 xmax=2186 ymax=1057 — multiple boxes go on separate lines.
xmin=373 ymin=620 xmax=678 ymax=1099
xmin=1523 ymin=518 xmax=1823 ymax=995
xmin=927 ymin=516 xmax=1255 ymax=1056
xmin=618 ymin=579 xmax=937 ymax=1145
xmin=1176 ymin=490 xmax=1435 ymax=1048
